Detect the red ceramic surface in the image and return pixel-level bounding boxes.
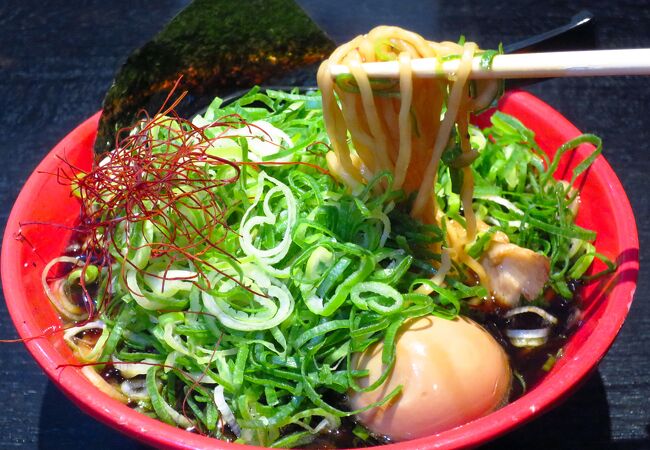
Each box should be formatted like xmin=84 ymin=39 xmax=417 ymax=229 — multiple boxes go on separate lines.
xmin=1 ymin=91 xmax=639 ymax=449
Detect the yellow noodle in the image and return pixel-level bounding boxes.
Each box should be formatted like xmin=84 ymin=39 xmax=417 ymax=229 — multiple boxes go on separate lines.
xmin=349 ymin=61 xmax=393 ymax=172
xmin=410 ymin=42 xmax=476 ymax=219
xmin=82 ymin=366 xmax=129 ymax=404
xmin=394 ymin=52 xmax=413 ymax=188
xmin=318 ymin=26 xmax=499 ymax=286
xmin=316 ymin=61 xmax=362 ymax=186
xmin=458 ymin=112 xmax=477 ymax=241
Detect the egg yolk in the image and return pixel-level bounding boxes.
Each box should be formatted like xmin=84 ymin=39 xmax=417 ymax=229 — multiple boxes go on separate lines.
xmin=349 ymin=315 xmax=511 ymax=441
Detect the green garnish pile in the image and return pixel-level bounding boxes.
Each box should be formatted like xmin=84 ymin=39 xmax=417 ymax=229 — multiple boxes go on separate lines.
xmin=63 ymin=88 xmax=609 ymax=447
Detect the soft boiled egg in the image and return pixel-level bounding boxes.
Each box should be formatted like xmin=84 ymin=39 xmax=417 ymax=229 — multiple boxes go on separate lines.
xmin=349 ymin=315 xmax=511 ymax=441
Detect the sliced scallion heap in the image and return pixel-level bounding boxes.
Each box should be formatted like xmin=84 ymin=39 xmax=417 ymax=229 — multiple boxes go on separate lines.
xmin=59 ymin=87 xmax=610 ymax=447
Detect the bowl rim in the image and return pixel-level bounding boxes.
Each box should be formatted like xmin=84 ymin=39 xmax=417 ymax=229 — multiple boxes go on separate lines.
xmin=1 ymin=90 xmax=639 ymax=450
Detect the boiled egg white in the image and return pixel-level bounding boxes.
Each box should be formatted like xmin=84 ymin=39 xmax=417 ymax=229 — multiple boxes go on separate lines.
xmin=349 ymin=315 xmax=511 ymax=441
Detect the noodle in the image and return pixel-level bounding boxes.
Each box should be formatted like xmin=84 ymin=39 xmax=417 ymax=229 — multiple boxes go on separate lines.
xmin=317 ymin=26 xmax=500 ymax=283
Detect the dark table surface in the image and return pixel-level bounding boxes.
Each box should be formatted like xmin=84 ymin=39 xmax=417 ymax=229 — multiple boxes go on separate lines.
xmin=1 ymin=1 xmax=648 ymax=449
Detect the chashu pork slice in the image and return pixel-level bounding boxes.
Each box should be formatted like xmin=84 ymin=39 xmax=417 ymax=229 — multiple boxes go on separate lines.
xmin=480 ymin=242 xmax=550 ymax=307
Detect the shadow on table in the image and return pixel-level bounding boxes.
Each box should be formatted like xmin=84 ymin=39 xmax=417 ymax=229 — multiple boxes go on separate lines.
xmin=37 ymin=369 xmax=649 ymax=449
xmin=37 ymin=381 xmax=151 ymax=450
xmin=484 ymin=369 xmax=649 ymax=449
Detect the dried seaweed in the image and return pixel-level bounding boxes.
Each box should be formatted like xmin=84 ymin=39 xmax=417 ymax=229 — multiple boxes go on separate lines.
xmin=94 ymin=0 xmax=335 ymax=157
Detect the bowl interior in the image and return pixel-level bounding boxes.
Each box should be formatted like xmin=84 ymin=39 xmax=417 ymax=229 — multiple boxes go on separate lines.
xmin=1 ymin=91 xmax=639 ymax=449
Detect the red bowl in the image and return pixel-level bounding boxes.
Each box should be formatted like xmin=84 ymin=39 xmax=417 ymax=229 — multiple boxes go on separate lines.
xmin=1 ymin=90 xmax=639 ymax=449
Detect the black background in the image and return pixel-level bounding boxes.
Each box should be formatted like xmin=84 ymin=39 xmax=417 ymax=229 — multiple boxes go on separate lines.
xmin=0 ymin=1 xmax=648 ymax=449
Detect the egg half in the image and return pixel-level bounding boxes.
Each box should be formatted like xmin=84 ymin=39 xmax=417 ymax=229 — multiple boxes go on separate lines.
xmin=350 ymin=315 xmax=511 ymax=441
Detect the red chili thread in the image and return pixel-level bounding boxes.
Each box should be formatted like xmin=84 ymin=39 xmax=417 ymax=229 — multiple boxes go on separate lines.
xmin=11 ymin=83 xmax=330 ymax=340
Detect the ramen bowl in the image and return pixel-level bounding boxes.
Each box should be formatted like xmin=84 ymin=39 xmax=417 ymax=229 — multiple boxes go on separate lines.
xmin=1 ymin=90 xmax=639 ymax=449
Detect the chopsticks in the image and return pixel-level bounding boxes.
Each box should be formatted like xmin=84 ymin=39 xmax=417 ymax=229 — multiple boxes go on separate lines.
xmin=327 ymin=49 xmax=650 ymax=79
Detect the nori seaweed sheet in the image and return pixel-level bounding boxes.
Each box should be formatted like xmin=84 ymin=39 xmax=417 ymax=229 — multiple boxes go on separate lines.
xmin=94 ymin=0 xmax=335 ymax=157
